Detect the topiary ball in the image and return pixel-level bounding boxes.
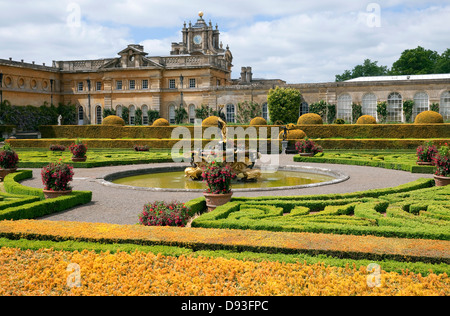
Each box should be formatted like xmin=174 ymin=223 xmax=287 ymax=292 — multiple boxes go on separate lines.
xmin=152 ymin=118 xmax=170 ymax=127
xmin=297 ymin=113 xmax=323 ymax=125
xmin=103 ymin=115 xmax=125 ymax=126
xmin=356 ymin=115 xmax=377 ymax=125
xmin=250 ymin=117 xmax=267 ymax=126
xmin=279 ymin=129 xmax=307 ymax=141
xmin=414 ymin=111 xmax=444 ymax=124
xmin=202 ymin=116 xmax=220 ymax=127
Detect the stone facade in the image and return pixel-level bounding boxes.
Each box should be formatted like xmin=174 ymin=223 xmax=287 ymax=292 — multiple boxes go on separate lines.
xmin=1 ymin=13 xmax=449 ymax=125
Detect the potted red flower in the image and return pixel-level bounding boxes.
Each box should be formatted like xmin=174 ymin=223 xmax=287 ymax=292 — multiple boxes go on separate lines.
xmin=416 ymin=141 xmax=438 ymax=166
xmin=0 ymin=143 xmax=19 ymax=181
xmin=41 ymin=160 xmax=74 ymax=199
xmin=202 ymin=159 xmax=237 ymax=212
xmin=69 ymin=138 xmax=88 ymax=162
xmin=432 ymin=144 xmax=450 ymax=187
xmin=295 ymin=138 xmax=323 ymax=157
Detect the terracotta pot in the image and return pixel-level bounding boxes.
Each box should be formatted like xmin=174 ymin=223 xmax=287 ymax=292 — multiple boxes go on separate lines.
xmin=72 ymin=157 xmax=87 ymax=162
xmin=434 ymin=175 xmax=450 ymax=187
xmin=204 ymin=192 xmax=233 ymax=212
xmin=43 ymin=189 xmax=72 ymax=199
xmin=416 ymin=161 xmax=434 ymax=166
xmin=0 ymin=168 xmax=17 ymax=181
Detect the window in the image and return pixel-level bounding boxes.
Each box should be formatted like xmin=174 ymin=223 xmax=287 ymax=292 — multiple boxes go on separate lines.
xmin=413 ymin=92 xmax=429 ymax=119
xmin=337 ymin=94 xmax=352 ymax=122
xmin=96 ymin=106 xmax=102 ymax=125
xmin=169 ymin=105 xmax=176 ymax=124
xmin=142 ymin=105 xmax=149 ymax=125
xmin=387 ymin=92 xmax=403 ymax=122
xmin=262 ymin=103 xmax=269 ymax=121
xmin=129 ymin=105 xmax=136 ymax=125
xmin=189 ymin=105 xmax=196 ymax=124
xmin=226 ymin=104 xmax=236 ymax=123
xmin=78 ymin=106 xmax=84 ymax=125
xmin=129 ymin=80 xmax=135 ymax=90
xmin=77 ymin=82 xmax=84 ymax=92
xmin=441 ymin=91 xmax=450 ymax=120
xmin=362 ymin=93 xmax=377 ymax=117
xmin=142 ymin=80 xmax=149 ymax=89
xmin=300 ymin=102 xmax=309 ymax=117
xmin=169 ymin=79 xmax=176 ymax=89
xmin=189 ymin=79 xmax=196 ymax=88
xmin=116 ymin=80 xmax=123 ymax=90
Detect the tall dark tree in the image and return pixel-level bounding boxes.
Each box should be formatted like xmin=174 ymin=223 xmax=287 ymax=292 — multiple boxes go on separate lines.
xmin=435 ymin=48 xmax=450 ymax=74
xmin=336 ymin=59 xmax=389 ymax=82
xmin=390 ymin=46 xmax=440 ymax=75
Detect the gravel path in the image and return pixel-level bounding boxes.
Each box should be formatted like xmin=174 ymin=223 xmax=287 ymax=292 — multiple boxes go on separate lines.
xmin=19 ymin=155 xmax=433 ymax=225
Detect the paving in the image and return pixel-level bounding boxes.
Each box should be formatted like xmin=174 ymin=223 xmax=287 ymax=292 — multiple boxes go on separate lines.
xmin=19 ymin=154 xmax=433 ymax=226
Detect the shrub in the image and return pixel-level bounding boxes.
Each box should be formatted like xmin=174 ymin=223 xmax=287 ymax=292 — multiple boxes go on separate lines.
xmin=103 ymin=115 xmax=125 ymax=126
xmin=295 ymin=138 xmax=323 ymax=155
xmin=202 ymin=116 xmax=220 ymax=127
xmin=334 ymin=119 xmax=346 ymax=124
xmin=356 ymin=115 xmax=377 ymax=125
xmin=416 ymin=141 xmax=438 ymax=163
xmin=297 ymin=113 xmax=323 ymax=125
xmin=202 ymin=161 xmax=236 ymax=194
xmin=309 ymin=100 xmax=328 ymax=120
xmin=49 ymin=145 xmax=66 ymax=152
xmin=415 ymin=111 xmax=444 ymax=124
xmin=432 ymin=145 xmax=450 ymax=177
xmin=250 ymin=117 xmax=267 ymax=126
xmin=0 ymin=144 xmax=19 ymax=169
xmin=377 ymin=101 xmax=388 ymax=123
xmin=41 ymin=161 xmax=74 ymax=192
xmin=139 ymin=201 xmax=190 ymax=227
xmin=69 ymin=139 xmax=87 ymax=158
xmin=152 ymin=118 xmax=170 ymax=127
xmin=267 ymin=87 xmax=303 ymax=124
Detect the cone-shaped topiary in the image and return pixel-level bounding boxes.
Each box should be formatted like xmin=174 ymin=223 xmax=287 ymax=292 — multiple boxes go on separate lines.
xmin=414 ymin=111 xmax=444 ymax=124
xmin=297 ymin=113 xmax=323 ymax=125
xmin=356 ymin=115 xmax=377 ymax=125
xmin=152 ymin=118 xmax=170 ymax=127
xmin=250 ymin=117 xmax=268 ymax=125
xmin=202 ymin=116 xmax=220 ymax=127
xmin=103 ymin=115 xmax=125 ymax=126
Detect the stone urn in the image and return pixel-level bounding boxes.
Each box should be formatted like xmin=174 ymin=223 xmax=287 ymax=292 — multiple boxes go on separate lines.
xmin=204 ymin=192 xmax=233 ymax=212
xmin=434 ymin=175 xmax=450 ymax=187
xmin=0 ymin=168 xmax=17 ymax=181
xmin=43 ymin=190 xmax=73 ymax=199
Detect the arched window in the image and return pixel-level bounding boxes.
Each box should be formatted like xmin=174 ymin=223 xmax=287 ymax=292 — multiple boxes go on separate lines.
xmin=387 ymin=92 xmax=403 ymax=122
xmin=78 ymin=106 xmax=84 ymax=126
xmin=169 ymin=105 xmax=176 ymax=124
xmin=337 ymin=94 xmax=352 ymax=122
xmin=142 ymin=105 xmax=149 ymax=125
xmin=441 ymin=91 xmax=450 ymax=120
xmin=226 ymin=104 xmax=236 ymax=123
xmin=96 ymin=106 xmax=102 ymax=125
xmin=189 ymin=104 xmax=196 ymax=124
xmin=262 ymin=102 xmax=270 ymax=121
xmin=300 ymin=102 xmax=309 ymax=117
xmin=362 ymin=93 xmax=377 ymax=118
xmin=413 ymin=92 xmax=429 ymax=119
xmin=129 ymin=105 xmax=136 ymax=125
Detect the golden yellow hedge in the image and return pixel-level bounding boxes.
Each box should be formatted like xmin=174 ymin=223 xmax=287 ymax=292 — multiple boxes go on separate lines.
xmin=357 ymin=115 xmax=377 ymax=125
xmin=298 ymin=113 xmax=323 ymax=125
xmin=152 ymin=118 xmax=170 ymax=127
xmin=415 ymin=111 xmax=444 ymax=124
xmin=202 ymin=116 xmax=220 ymax=127
xmin=102 ymin=116 xmax=125 ymax=126
xmin=250 ymin=117 xmax=268 ymax=125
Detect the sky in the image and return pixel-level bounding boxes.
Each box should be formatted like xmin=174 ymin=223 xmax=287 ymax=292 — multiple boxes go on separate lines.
xmin=1 ymin=0 xmax=450 ymax=83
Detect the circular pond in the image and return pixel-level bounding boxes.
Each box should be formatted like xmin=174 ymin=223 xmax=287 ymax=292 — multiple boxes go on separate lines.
xmin=101 ymin=165 xmax=349 ymax=192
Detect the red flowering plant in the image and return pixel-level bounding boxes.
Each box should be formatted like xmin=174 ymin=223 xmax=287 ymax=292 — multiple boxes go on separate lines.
xmin=41 ymin=160 xmax=74 ymax=192
xmin=432 ymin=144 xmax=450 ymax=177
xmin=69 ymin=139 xmax=87 ymax=158
xmin=416 ymin=141 xmax=438 ymax=163
xmin=49 ymin=144 xmax=66 ymax=152
xmin=201 ymin=158 xmax=237 ymax=194
xmin=134 ymin=145 xmax=150 ymax=152
xmin=139 ymin=201 xmax=190 ymax=227
xmin=295 ymin=138 xmax=323 ymax=156
xmin=0 ymin=144 xmax=19 ymax=170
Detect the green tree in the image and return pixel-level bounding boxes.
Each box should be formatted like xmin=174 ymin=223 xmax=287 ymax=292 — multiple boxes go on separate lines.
xmin=175 ymin=107 xmax=188 ymax=124
xmin=336 ymin=59 xmax=389 ymax=82
xmin=267 ymin=87 xmax=302 ymax=124
xmin=390 ymin=46 xmax=439 ymax=75
xmin=435 ymin=49 xmax=450 ymax=74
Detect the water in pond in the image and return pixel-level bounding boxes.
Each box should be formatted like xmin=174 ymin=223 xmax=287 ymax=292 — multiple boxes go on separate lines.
xmin=112 ymin=170 xmax=335 ymax=190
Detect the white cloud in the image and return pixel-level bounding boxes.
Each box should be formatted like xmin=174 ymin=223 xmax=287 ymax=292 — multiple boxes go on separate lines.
xmin=0 ymin=0 xmax=449 ymax=83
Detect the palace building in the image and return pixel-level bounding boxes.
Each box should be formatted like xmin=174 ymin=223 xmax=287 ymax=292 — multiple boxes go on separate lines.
xmin=0 ymin=12 xmax=449 ymax=126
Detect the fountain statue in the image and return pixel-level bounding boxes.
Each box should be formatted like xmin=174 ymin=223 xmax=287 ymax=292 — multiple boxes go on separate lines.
xmin=185 ymin=113 xmax=262 ymax=182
